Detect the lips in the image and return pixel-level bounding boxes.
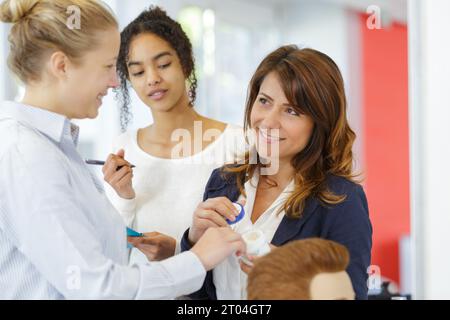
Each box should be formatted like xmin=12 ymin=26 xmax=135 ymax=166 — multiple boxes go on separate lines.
xmin=147 ymin=89 xmax=168 ymax=101
xmin=96 ymin=92 xmax=107 ymax=105
xmin=258 ymin=129 xmax=285 ymax=144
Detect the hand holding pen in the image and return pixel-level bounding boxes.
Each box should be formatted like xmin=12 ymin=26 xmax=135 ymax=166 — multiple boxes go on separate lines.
xmin=97 ymin=149 xmax=136 ymax=200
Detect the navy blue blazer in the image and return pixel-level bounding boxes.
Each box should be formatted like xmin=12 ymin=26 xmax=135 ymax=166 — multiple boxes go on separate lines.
xmin=181 ymin=167 xmax=373 ymax=300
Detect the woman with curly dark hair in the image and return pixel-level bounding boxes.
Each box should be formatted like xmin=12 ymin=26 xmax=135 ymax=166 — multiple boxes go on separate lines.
xmin=103 ymin=6 xmax=246 ymax=265
xmin=181 ymin=45 xmax=373 ymax=300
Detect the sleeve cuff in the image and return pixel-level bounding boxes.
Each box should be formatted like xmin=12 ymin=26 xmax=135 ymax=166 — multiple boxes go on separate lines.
xmin=134 ymin=251 xmax=206 ymax=300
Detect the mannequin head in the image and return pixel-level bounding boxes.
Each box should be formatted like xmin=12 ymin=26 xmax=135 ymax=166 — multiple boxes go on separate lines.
xmin=247 ymin=238 xmax=355 ymax=300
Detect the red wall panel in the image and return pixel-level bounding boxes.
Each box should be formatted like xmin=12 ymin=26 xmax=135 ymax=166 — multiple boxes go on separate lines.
xmin=360 ymin=14 xmax=410 ymax=284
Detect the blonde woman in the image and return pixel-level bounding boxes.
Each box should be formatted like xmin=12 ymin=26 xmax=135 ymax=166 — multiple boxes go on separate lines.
xmin=0 ymin=0 xmax=244 ymax=299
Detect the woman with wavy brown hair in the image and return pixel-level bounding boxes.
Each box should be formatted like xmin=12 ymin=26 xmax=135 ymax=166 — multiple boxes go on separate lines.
xmin=181 ymin=45 xmax=373 ymax=300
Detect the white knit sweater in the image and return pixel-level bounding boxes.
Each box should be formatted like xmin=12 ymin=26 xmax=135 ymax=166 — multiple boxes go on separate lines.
xmin=105 ymin=124 xmax=247 ymax=264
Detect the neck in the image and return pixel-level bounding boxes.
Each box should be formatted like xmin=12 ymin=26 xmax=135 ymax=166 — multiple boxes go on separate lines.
xmin=260 ymin=159 xmax=296 ymax=188
xmin=22 ymin=85 xmax=68 ymax=118
xmin=146 ymin=97 xmax=203 ymax=143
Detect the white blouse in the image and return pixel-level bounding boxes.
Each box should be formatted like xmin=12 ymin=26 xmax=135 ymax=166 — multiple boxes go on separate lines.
xmin=213 ymin=170 xmax=295 ymax=299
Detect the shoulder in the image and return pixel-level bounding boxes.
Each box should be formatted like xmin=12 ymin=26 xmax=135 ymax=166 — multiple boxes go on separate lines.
xmin=0 ymin=119 xmax=67 ymax=178
xmin=203 ymin=118 xmax=244 ymax=143
xmin=0 ymin=119 xmax=56 ymax=157
xmin=319 ymin=175 xmax=371 ymax=229
xmin=202 ymin=165 xmax=241 ymax=200
xmin=202 ymin=117 xmax=227 ymax=132
xmin=206 ymin=166 xmax=238 ymax=187
xmin=325 ymin=175 xmax=365 ymax=200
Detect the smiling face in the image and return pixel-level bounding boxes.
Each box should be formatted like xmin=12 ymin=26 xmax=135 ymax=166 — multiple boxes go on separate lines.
xmin=59 ymin=28 xmax=121 ymax=119
xmin=250 ymin=71 xmax=315 ymax=165
xmin=126 ymin=32 xmax=189 ymax=113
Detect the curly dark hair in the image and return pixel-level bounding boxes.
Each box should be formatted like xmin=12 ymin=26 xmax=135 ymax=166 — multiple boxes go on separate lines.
xmin=116 ymin=6 xmax=198 ymax=131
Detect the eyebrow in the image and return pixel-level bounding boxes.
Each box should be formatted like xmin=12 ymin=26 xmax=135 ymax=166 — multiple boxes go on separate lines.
xmin=127 ymin=51 xmax=173 ymax=67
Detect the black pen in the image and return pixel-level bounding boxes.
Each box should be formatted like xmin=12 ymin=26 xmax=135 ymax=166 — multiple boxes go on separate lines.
xmin=85 ymin=159 xmax=136 ymax=169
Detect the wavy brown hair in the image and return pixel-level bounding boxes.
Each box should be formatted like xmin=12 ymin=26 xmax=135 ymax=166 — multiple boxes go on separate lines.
xmin=224 ymin=45 xmax=358 ymax=219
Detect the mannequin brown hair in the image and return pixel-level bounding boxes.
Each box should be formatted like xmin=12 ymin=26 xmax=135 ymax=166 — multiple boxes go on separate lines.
xmin=247 ymin=238 xmax=350 ymax=300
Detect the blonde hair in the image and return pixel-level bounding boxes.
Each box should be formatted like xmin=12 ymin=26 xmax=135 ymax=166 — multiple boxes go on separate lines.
xmin=0 ymin=0 xmax=118 ymax=83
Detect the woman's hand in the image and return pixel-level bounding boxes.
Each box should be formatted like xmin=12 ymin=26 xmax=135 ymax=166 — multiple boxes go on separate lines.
xmin=102 ymin=149 xmax=135 ymax=199
xmin=191 ymin=227 xmax=246 ymax=271
xmin=239 ymin=244 xmax=277 ymax=275
xmin=128 ymin=232 xmax=176 ymax=261
xmin=188 ymin=197 xmax=245 ymax=245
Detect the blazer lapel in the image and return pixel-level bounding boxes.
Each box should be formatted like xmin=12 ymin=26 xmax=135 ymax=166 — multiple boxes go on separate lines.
xmin=271 ymin=197 xmax=319 ymax=246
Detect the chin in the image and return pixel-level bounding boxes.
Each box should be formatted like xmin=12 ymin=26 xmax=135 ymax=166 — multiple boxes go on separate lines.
xmin=149 ymin=101 xmax=176 ymax=113
xmin=90 ymin=111 xmax=99 ymax=119
xmin=86 ymin=108 xmax=99 ymax=119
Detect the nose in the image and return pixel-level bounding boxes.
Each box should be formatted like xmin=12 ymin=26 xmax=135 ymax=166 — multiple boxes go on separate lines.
xmin=260 ymin=108 xmax=281 ymax=130
xmin=146 ymin=67 xmax=162 ymax=86
xmin=109 ymin=72 xmax=120 ymax=89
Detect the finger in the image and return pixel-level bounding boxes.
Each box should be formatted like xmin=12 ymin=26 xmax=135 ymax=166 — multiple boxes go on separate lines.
xmin=127 ymin=236 xmax=143 ymax=246
xmin=116 ymin=149 xmax=125 ymax=158
xmin=204 ymin=198 xmax=238 ymax=221
xmin=109 ymin=166 xmax=132 ymax=185
xmin=138 ymin=237 xmax=160 ymax=246
xmin=239 ymin=260 xmax=253 ymax=274
xmin=215 ymin=197 xmax=240 ymax=216
xmin=237 ymin=198 xmax=247 ymax=207
xmin=109 ymin=155 xmax=130 ymax=169
xmin=102 ymin=154 xmax=113 ymax=174
xmin=116 ymin=171 xmax=133 ymax=188
xmin=229 ymin=238 xmax=247 ymax=256
xmin=103 ymin=154 xmax=117 ymax=177
xmin=196 ymin=210 xmax=228 ymax=227
xmin=204 ymin=197 xmax=238 ymax=216
xmin=136 ymin=243 xmax=158 ymax=252
xmin=114 ymin=149 xmax=133 ymax=169
xmin=103 ymin=157 xmax=129 ymax=180
xmin=142 ymin=232 xmax=161 ymax=238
